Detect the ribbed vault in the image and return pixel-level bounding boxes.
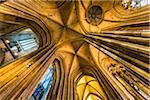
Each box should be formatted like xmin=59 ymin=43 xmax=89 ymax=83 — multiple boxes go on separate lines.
xmin=0 ymin=0 xmax=149 ymax=100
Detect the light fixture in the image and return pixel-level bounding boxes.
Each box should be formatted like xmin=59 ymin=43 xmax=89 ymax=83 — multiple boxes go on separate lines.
xmin=5 ymin=40 xmax=10 ymax=44
xmin=26 ymin=62 xmax=32 ymax=68
xmin=14 ymin=52 xmax=18 ymax=56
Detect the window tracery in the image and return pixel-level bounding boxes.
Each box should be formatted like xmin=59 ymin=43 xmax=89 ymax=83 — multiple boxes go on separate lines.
xmin=86 ymin=5 xmax=103 ymax=25
xmin=0 ymin=28 xmax=39 ymax=67
xmin=31 ymin=66 xmax=53 ymax=100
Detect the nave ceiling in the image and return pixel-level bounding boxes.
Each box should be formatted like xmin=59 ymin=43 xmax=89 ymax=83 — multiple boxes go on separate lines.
xmin=0 ymin=0 xmax=149 ymax=99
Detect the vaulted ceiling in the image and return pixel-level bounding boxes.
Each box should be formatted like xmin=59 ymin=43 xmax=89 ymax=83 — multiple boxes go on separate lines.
xmin=0 ymin=0 xmax=149 ymax=100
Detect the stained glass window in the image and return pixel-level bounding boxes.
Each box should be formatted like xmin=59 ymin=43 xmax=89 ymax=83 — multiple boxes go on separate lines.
xmin=122 ymin=0 xmax=150 ymax=9
xmin=31 ymin=65 xmax=53 ymax=100
xmin=86 ymin=5 xmax=103 ymax=25
xmin=0 ymin=28 xmax=39 ymax=67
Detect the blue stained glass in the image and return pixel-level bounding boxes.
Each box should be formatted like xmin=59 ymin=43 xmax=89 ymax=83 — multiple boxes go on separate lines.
xmin=30 ymin=65 xmax=53 ymax=100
